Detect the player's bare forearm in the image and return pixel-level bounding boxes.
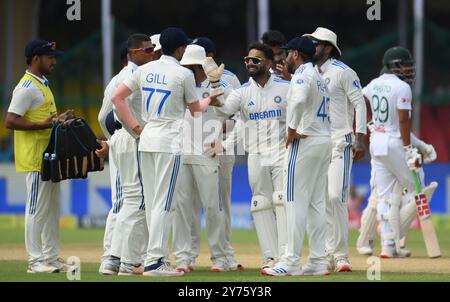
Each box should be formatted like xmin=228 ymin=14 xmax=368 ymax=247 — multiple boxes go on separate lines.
xmin=399 ymin=109 xmax=411 ymax=146
xmin=353 ymin=132 xmax=366 ymax=161
xmin=363 ymin=95 xmax=372 ymax=124
xmin=5 ymin=112 xmax=54 ymax=130
xmin=112 ymin=84 xmax=139 ymax=131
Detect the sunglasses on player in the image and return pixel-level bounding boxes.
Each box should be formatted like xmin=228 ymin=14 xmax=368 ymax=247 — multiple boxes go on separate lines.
xmin=244 ymin=56 xmax=265 ymax=64
xmin=129 ymin=46 xmax=154 ymax=54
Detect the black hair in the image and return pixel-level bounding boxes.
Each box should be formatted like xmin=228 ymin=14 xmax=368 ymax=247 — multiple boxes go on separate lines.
xmin=127 ymin=33 xmax=151 ymax=50
xmin=26 ymin=57 xmax=33 ymax=66
xmin=261 ymin=30 xmax=287 ymax=47
xmin=248 ymin=42 xmax=274 ymax=61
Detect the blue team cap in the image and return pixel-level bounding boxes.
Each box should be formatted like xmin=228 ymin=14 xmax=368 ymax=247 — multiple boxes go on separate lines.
xmin=25 ymin=40 xmax=64 ymax=58
xmin=160 ymin=27 xmax=192 ymax=51
xmin=282 ymin=36 xmax=316 ymax=56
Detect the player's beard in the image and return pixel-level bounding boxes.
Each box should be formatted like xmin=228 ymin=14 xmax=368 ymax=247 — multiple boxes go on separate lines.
xmin=286 ymin=59 xmax=296 ymax=74
xmin=40 ymin=65 xmax=54 ymax=76
xmin=247 ymin=65 xmax=266 ymax=78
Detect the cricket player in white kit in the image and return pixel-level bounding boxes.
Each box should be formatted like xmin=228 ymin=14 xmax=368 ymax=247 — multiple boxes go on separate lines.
xmin=99 ymin=34 xmax=155 ymax=276
xmin=6 ymin=40 xmax=75 ymax=273
xmin=97 ymin=41 xmax=128 ymax=274
xmin=304 ymin=27 xmax=367 ymax=272
xmin=358 ymin=56 xmax=438 ymax=257
xmin=263 ymin=36 xmax=332 ymax=277
xmin=172 ymin=44 xmax=233 ymax=273
xmin=112 ymin=27 xmax=224 ymax=277
xmin=216 ymin=42 xmax=289 ymax=269
xmin=188 ymin=37 xmax=243 ymax=271
xmin=363 ymin=46 xmax=423 ymax=257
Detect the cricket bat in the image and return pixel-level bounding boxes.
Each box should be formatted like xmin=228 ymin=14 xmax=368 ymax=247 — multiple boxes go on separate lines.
xmin=411 ymin=169 xmax=441 ymax=258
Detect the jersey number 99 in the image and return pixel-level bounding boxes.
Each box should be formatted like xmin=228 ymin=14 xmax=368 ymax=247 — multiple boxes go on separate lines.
xmin=372 ymin=95 xmax=389 ymax=123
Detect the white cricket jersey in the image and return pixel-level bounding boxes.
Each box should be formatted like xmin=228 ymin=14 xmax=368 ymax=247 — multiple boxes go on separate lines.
xmin=222 ymin=69 xmax=241 ymax=89
xmin=8 ymin=71 xmax=50 ymax=116
xmin=317 ymin=58 xmax=367 ymax=140
xmin=182 ymin=81 xmax=232 ymax=166
xmin=123 ymin=55 xmax=198 ymax=153
xmin=217 ymin=74 xmax=289 ymax=158
xmin=362 ymin=73 xmax=412 ymax=138
xmin=98 ymin=73 xmax=120 ymax=139
xmin=112 ymin=61 xmax=145 ymax=137
xmin=287 ymin=62 xmax=331 ymax=137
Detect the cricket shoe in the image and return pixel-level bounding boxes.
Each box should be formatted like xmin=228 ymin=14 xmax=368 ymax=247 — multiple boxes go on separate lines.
xmin=211 ymin=259 xmax=230 ymax=272
xmin=176 ymin=261 xmax=191 ymax=273
xmin=101 ymin=256 xmax=120 ymax=275
xmin=228 ymin=259 xmax=245 ymax=271
xmin=27 ymin=262 xmax=60 ymax=274
xmin=261 ymin=262 xmax=302 ymax=276
xmin=301 ymin=263 xmax=330 ymax=276
xmin=334 ymin=257 xmax=352 ymax=273
xmin=261 ymin=257 xmax=276 ymax=270
xmin=143 ymin=259 xmax=184 ymax=277
xmin=118 ymin=263 xmax=144 ymax=276
xmin=187 ymin=258 xmax=195 ymax=271
xmin=380 ymin=245 xmax=411 ymax=258
xmin=47 ymin=258 xmax=77 ymax=273
xmin=357 ymin=244 xmax=374 ymax=256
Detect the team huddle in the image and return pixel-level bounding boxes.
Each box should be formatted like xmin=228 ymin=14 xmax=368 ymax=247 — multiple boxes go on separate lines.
xmin=6 ymin=25 xmax=438 ymax=276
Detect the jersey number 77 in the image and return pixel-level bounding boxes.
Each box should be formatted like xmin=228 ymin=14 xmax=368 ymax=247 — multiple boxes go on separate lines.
xmin=143 ymin=87 xmax=172 ymax=117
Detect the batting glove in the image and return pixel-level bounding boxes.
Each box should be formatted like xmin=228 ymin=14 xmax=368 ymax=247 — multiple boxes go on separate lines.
xmin=202 ymin=57 xmax=224 ymax=88
xmin=404 ymin=144 xmax=422 ymax=170
xmin=422 ymin=144 xmax=437 ymax=164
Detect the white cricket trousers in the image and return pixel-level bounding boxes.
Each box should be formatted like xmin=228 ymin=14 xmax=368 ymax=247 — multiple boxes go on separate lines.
xmin=109 ymin=129 xmax=148 ymax=264
xmin=219 ymin=155 xmax=236 ymax=261
xmin=25 ymin=171 xmax=61 ymax=265
xmin=283 ymin=136 xmax=332 ymax=266
xmin=172 ymin=163 xmax=227 ymax=264
xmin=140 ymin=152 xmax=182 ymax=266
xmin=370 ymin=136 xmax=415 ymax=242
xmin=326 ymin=133 xmax=354 ymax=259
xmin=188 ymin=155 xmax=236 ymax=263
xmin=101 ymin=147 xmax=122 ymax=262
xmin=248 ymin=153 xmax=284 ymax=260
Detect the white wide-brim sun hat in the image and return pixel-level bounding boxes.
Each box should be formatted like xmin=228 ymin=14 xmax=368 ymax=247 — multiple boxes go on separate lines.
xmin=180 ymin=44 xmax=206 ymax=66
xmin=150 ymin=34 xmax=161 ymax=51
xmin=303 ymin=27 xmax=342 ymax=56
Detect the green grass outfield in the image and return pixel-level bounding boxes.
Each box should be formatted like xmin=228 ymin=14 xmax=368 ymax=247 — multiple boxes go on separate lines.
xmin=1 ymin=228 xmax=450 ymax=282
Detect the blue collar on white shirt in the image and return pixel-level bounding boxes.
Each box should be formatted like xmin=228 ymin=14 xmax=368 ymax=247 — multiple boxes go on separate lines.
xmin=26 ymin=71 xmax=49 ymax=87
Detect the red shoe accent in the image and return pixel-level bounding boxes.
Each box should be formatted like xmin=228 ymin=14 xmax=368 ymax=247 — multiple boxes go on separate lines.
xmin=261 ymin=269 xmax=270 ymax=276
xmin=335 ymin=265 xmax=352 ymax=273
xmin=380 ymin=253 xmax=392 ymax=259
xmin=237 ymin=264 xmax=245 ymax=271
xmin=177 ymin=267 xmax=188 ymax=273
xmin=188 ymin=266 xmax=194 ymax=271
xmin=211 ymin=268 xmax=221 ymax=273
